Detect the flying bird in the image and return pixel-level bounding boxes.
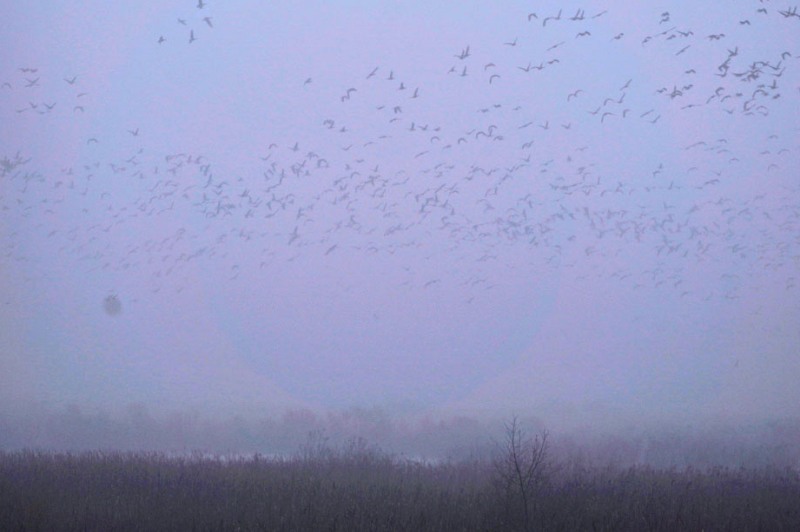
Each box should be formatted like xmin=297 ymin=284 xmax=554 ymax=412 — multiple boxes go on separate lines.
xmin=340 ymin=87 xmax=357 ymax=101
xmin=543 ymin=9 xmax=562 ymax=26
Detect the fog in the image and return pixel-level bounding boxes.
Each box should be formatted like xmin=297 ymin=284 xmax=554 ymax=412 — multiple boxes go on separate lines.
xmin=2 ymin=2 xmax=799 ymax=461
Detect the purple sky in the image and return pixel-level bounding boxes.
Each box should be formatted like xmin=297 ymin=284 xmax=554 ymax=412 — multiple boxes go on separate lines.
xmin=1 ymin=1 xmax=799 ymax=432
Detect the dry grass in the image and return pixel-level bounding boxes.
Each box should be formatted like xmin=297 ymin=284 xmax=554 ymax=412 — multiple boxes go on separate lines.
xmin=2 ymin=443 xmax=799 ymax=531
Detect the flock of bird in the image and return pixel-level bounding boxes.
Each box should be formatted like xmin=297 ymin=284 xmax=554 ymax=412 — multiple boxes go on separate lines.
xmin=2 ymin=1 xmax=799 ymax=309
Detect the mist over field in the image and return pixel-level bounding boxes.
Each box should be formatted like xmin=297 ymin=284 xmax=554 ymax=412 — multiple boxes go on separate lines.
xmin=2 ymin=1 xmax=799 ymax=463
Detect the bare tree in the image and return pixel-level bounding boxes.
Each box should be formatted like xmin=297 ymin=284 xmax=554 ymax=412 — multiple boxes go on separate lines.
xmin=493 ymin=416 xmax=551 ymax=530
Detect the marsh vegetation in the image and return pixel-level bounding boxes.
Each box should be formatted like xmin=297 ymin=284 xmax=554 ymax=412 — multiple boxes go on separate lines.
xmin=2 ymin=423 xmax=799 ymax=531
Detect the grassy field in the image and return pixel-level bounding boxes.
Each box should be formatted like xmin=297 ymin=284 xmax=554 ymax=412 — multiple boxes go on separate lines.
xmin=2 ymin=444 xmax=799 ymax=531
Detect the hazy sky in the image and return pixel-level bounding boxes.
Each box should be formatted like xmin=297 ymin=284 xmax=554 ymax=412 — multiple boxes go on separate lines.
xmin=2 ymin=1 xmax=799 ymax=431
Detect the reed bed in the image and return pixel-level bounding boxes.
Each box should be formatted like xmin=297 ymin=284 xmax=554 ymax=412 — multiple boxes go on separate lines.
xmin=2 ymin=446 xmax=799 ymax=531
